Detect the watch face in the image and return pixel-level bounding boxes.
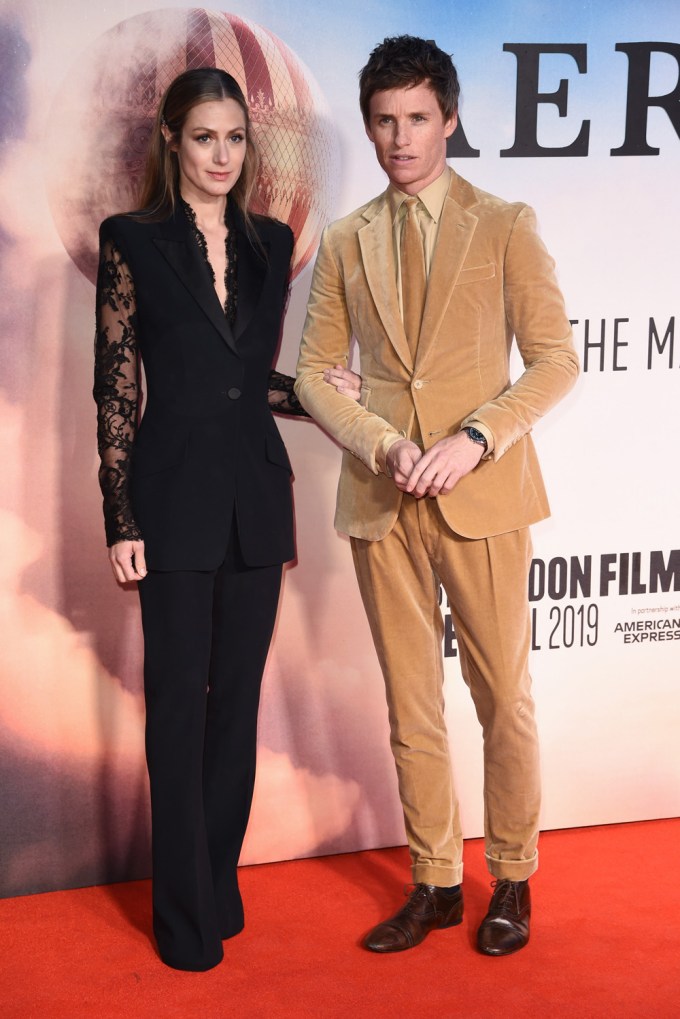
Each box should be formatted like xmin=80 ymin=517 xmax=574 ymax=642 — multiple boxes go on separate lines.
xmin=465 ymin=427 xmax=487 ymax=446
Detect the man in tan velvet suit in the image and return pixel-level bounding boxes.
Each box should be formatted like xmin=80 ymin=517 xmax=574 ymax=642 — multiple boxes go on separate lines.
xmin=295 ymin=35 xmax=579 ymax=957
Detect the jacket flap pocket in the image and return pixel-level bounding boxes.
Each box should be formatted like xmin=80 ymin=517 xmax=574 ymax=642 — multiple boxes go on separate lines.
xmin=265 ymin=430 xmax=292 ymax=472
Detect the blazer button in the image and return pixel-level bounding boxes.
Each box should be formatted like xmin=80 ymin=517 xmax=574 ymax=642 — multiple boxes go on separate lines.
xmin=413 ymin=380 xmax=424 ymax=390
xmin=227 ymin=387 xmax=242 ymax=400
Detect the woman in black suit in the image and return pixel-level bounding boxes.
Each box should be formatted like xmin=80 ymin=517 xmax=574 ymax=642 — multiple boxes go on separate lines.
xmin=94 ymin=68 xmax=357 ymax=971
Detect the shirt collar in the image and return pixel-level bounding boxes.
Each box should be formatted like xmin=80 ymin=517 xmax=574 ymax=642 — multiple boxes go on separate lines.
xmin=388 ymin=165 xmax=452 ymax=224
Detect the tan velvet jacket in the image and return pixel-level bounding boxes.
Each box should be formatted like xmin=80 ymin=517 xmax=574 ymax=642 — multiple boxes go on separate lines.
xmin=295 ymin=170 xmax=579 ymax=541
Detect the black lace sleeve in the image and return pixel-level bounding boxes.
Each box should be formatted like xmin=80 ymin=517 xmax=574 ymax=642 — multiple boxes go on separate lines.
xmin=267 ymin=369 xmax=309 ymax=417
xmin=93 ymin=234 xmax=143 ymax=546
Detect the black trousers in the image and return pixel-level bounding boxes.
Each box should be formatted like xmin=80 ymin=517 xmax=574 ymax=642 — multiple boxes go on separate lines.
xmin=138 ymin=532 xmax=282 ymax=971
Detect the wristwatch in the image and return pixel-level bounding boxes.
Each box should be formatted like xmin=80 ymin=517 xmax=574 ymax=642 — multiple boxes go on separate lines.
xmin=462 ymin=426 xmax=488 ymax=450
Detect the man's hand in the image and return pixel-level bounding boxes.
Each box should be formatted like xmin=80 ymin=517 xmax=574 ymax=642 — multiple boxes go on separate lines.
xmin=322 ymin=364 xmax=362 ymax=402
xmin=386 ymin=439 xmax=423 ymax=491
xmin=405 ymin=432 xmax=484 ymax=498
xmin=109 ymin=539 xmax=147 ymax=584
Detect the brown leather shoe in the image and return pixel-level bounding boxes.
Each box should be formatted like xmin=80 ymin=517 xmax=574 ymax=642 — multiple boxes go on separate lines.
xmin=477 ymin=879 xmax=531 ymax=956
xmin=362 ymin=883 xmax=464 ymax=953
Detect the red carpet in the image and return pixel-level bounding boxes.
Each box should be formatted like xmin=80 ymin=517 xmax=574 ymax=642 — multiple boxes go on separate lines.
xmin=1 ymin=819 xmax=678 ymax=1018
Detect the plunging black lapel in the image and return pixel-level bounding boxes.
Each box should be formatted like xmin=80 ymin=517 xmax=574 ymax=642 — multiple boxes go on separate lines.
xmin=233 ymin=208 xmax=269 ymax=342
xmin=153 ymin=208 xmax=237 ymax=353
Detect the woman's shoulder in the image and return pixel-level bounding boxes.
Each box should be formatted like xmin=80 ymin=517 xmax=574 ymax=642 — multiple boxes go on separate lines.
xmin=99 ymin=210 xmax=170 ymax=244
xmin=99 ymin=213 xmax=136 ymax=248
xmin=250 ymin=212 xmax=294 ymax=247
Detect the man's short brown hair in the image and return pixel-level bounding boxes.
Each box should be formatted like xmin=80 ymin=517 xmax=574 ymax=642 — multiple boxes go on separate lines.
xmin=359 ymin=35 xmax=460 ymax=123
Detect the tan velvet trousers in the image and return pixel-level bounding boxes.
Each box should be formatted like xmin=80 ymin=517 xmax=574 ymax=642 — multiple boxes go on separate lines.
xmin=351 ymin=495 xmax=540 ymax=886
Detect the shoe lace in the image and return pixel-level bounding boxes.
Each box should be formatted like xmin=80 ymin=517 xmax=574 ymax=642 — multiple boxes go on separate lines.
xmin=402 ymin=883 xmax=434 ymax=912
xmin=489 ymin=879 xmax=521 ymax=916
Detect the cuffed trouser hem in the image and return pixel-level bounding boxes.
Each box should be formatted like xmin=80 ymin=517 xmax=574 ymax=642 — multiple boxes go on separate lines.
xmin=412 ymin=863 xmax=464 ymax=887
xmin=485 ymin=850 xmax=538 ymax=882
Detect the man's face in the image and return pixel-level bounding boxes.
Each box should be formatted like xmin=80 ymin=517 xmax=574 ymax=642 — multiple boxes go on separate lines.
xmin=365 ymin=82 xmax=457 ymax=195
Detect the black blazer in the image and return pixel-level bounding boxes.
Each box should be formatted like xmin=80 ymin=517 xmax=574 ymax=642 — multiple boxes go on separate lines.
xmin=94 ymin=204 xmax=296 ymax=570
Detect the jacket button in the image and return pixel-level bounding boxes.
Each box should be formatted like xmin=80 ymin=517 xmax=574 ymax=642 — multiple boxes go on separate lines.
xmin=227 ymin=387 xmax=242 ymax=400
xmin=413 ymin=380 xmax=424 ymax=390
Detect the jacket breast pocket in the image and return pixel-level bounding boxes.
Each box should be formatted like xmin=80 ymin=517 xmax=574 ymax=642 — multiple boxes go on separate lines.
xmin=455 ymin=262 xmax=496 ymax=286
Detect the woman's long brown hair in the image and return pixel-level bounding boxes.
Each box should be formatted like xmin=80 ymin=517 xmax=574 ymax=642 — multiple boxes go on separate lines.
xmin=134 ymin=67 xmax=260 ymax=230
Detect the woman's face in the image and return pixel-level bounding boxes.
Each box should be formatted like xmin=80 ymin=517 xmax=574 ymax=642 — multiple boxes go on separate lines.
xmin=168 ymin=98 xmax=248 ymax=206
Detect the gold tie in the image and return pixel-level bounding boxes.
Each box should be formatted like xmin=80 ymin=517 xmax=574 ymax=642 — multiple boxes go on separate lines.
xmin=400 ymin=196 xmax=427 ymax=358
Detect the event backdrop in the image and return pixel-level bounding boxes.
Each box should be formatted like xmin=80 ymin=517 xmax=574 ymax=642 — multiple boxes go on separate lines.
xmin=1 ymin=0 xmax=678 ymax=897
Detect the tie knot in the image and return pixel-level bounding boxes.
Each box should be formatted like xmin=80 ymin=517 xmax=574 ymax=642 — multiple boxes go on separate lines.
xmin=404 ymin=196 xmax=419 ymax=214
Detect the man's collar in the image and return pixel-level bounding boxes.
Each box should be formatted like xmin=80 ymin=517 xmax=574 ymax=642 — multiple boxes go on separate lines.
xmin=388 ymin=165 xmax=452 ymax=223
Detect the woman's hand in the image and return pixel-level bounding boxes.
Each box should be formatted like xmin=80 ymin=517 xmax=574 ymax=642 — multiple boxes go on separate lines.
xmin=109 ymin=539 xmax=147 ymax=583
xmin=323 ymin=364 xmax=362 ymax=402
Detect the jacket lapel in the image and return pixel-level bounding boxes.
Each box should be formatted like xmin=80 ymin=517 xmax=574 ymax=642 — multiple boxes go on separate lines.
xmin=415 ymin=177 xmax=479 ymax=373
xmin=153 ymin=208 xmax=237 ymax=352
xmin=233 ymin=209 xmax=268 ymax=342
xmin=358 ymin=196 xmax=413 ymax=372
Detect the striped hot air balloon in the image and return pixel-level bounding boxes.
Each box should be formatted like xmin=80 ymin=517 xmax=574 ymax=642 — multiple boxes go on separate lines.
xmin=47 ymin=8 xmax=339 ymax=283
